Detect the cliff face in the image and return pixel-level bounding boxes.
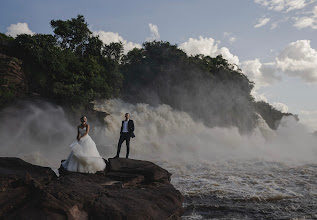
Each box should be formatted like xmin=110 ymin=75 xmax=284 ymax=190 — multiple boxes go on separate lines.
xmin=0 ymin=157 xmax=184 ymax=220
xmin=0 ymin=53 xmax=27 ymax=106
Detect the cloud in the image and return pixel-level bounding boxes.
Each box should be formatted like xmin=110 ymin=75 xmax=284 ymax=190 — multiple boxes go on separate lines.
xmin=241 ymin=59 xmax=280 ymax=89
xmin=228 ymin=37 xmax=237 ymax=43
xmin=270 ymin=17 xmax=290 ymax=29
xmin=147 ymin=23 xmax=160 ymax=41
xmin=223 ymin=32 xmax=231 ymax=37
xmin=92 ymin=30 xmax=142 ymax=54
xmin=223 ymin=32 xmax=237 ymax=44
xmin=293 ymin=5 xmax=317 ymax=29
xmin=179 ymin=36 xmax=239 ymax=65
xmin=254 ymin=17 xmax=271 ymax=28
xmin=299 ymin=110 xmax=317 ymax=132
xmin=254 ymin=0 xmax=309 ymax=12
xmin=241 ymin=58 xmax=281 ymax=103
xmin=6 ymin=22 xmax=35 ymax=38
xmin=272 ymin=102 xmax=289 ymax=113
xmin=275 ymin=40 xmax=317 ymax=82
xmin=271 ymin=22 xmax=279 ymax=29
xmin=254 ymin=1 xmax=317 ymax=29
xmin=250 ymin=89 xmax=268 ymax=102
xmin=241 ymin=39 xmax=317 ymax=102
xmin=242 ymin=40 xmax=317 ymax=88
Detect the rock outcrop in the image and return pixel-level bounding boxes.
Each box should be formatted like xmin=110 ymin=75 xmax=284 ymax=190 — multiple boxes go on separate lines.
xmin=0 ymin=157 xmax=183 ymax=219
xmin=0 ymin=53 xmax=27 ymax=91
xmin=0 ymin=53 xmax=27 ymax=106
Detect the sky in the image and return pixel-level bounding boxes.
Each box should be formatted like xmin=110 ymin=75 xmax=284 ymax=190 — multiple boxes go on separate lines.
xmin=1 ymin=0 xmax=317 ymax=131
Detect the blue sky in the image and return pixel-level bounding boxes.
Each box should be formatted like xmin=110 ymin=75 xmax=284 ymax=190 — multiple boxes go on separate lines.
xmin=1 ymin=0 xmax=317 ymax=131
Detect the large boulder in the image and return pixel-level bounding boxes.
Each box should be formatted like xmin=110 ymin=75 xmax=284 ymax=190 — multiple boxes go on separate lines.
xmin=0 ymin=157 xmax=183 ymax=219
xmin=0 ymin=157 xmax=57 ymax=218
xmin=106 ymin=158 xmax=171 ymax=183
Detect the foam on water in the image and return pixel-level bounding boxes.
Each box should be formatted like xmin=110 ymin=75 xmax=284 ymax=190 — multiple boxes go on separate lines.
xmin=1 ymin=99 xmax=317 ymax=218
xmin=93 ymin=99 xmax=317 ymax=219
xmin=93 ymin=99 xmax=317 ymax=163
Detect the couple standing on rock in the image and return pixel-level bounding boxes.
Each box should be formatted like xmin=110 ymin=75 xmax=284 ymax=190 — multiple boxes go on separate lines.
xmin=62 ymin=113 xmax=135 ymax=173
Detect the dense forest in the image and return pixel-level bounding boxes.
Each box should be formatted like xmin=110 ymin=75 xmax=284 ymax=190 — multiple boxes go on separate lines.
xmin=0 ymin=15 xmax=292 ymax=132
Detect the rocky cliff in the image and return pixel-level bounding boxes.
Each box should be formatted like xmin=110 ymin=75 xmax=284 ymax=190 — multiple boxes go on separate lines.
xmin=0 ymin=157 xmax=183 ymax=219
xmin=0 ymin=53 xmax=27 ymax=106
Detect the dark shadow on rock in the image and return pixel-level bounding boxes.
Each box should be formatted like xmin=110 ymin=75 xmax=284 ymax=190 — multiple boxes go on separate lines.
xmin=1 ymin=157 xmax=184 ymax=220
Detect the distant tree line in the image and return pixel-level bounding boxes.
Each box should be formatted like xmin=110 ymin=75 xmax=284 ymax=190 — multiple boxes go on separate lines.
xmin=0 ymin=15 xmax=292 ymax=131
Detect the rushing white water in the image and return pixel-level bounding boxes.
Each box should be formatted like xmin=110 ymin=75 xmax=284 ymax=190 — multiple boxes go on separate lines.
xmin=94 ymin=99 xmax=317 ymax=219
xmin=93 ymin=99 xmax=317 ymax=163
xmin=0 ymin=102 xmax=74 ymax=167
xmin=1 ymin=99 xmax=317 ymax=219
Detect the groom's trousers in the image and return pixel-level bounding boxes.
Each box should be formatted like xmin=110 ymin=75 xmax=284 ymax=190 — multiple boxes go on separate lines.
xmin=116 ymin=132 xmax=130 ymax=158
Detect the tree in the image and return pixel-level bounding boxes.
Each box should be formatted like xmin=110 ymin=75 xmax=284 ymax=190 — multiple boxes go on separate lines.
xmin=121 ymin=41 xmax=257 ymax=131
xmin=84 ymin=36 xmax=103 ymax=57
xmin=103 ymin=42 xmax=124 ymax=62
xmin=7 ymin=15 xmax=124 ymax=109
xmin=51 ymin=14 xmax=91 ymax=55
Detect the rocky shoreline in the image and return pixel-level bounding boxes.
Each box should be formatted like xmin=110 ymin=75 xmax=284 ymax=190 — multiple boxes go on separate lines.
xmin=0 ymin=157 xmax=183 ymax=219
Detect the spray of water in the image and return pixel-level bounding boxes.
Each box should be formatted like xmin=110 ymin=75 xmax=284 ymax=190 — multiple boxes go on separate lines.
xmin=0 ymin=101 xmax=75 ymax=167
xmin=1 ymin=99 xmax=316 ymax=168
xmin=94 ymin=99 xmax=317 ymax=163
xmin=2 ymin=99 xmax=316 ymax=218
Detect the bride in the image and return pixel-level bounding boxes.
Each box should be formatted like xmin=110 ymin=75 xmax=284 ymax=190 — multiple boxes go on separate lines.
xmin=62 ymin=116 xmax=106 ymax=173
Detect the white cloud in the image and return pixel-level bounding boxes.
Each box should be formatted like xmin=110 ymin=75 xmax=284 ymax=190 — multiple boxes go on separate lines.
xmin=275 ymin=40 xmax=317 ymax=82
xmin=254 ymin=17 xmax=271 ymax=28
xmin=251 ymin=90 xmax=269 ymax=102
xmin=255 ymin=0 xmax=317 ymax=29
xmin=229 ymin=37 xmax=236 ymax=43
xmin=92 ymin=30 xmax=142 ymax=54
xmin=223 ymin=32 xmax=231 ymax=37
xmin=223 ymin=32 xmax=236 ymax=44
xmin=147 ymin=23 xmax=160 ymax=41
xmin=254 ymin=0 xmax=309 ymax=12
xmin=241 ymin=59 xmax=278 ymax=103
xmin=301 ymin=110 xmax=317 ymax=115
xmin=293 ymin=17 xmax=317 ymax=29
xmin=218 ymin=47 xmax=239 ymax=65
xmin=299 ymin=110 xmax=317 ymax=132
xmin=241 ymin=39 xmax=317 ymax=102
xmin=272 ymin=102 xmax=289 ymax=112
xmin=271 ymin=22 xmax=279 ymax=29
xmin=240 ymin=39 xmax=317 ymax=110
xmin=6 ymin=22 xmax=35 ymax=38
xmin=179 ymin=36 xmax=239 ymax=65
xmin=270 ymin=17 xmax=290 ymax=29
xmin=293 ymin=5 xmax=317 ymax=29
xmin=241 ymin=59 xmax=280 ymax=89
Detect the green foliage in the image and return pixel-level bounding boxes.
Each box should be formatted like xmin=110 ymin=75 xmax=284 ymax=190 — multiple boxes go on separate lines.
xmin=0 ymin=33 xmax=14 ymax=46
xmin=121 ymin=41 xmax=256 ymax=131
xmin=3 ymin=15 xmax=123 ymax=109
xmin=0 ymin=33 xmax=14 ymax=56
xmin=51 ymin=14 xmax=92 ymax=55
xmin=103 ymin=42 xmax=124 ymax=62
xmin=0 ymin=15 xmax=289 ymax=131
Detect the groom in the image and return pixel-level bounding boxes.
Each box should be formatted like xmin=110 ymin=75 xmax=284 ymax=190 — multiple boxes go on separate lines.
xmin=115 ymin=113 xmax=135 ymax=158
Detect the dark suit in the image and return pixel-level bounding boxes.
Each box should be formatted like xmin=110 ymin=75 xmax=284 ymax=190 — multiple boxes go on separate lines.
xmin=116 ymin=120 xmax=134 ymax=158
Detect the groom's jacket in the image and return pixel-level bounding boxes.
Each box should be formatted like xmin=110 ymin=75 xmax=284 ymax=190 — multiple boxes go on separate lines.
xmin=120 ymin=120 xmax=135 ymax=137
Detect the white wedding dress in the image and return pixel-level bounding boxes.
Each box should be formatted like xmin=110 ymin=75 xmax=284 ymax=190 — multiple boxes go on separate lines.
xmin=62 ymin=127 xmax=106 ymax=173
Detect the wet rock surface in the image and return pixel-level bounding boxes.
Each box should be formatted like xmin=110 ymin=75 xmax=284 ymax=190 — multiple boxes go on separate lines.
xmin=0 ymin=157 xmax=183 ymax=220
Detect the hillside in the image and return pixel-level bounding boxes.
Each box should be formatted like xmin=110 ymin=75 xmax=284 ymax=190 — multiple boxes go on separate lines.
xmin=0 ymin=15 xmax=292 ymax=131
